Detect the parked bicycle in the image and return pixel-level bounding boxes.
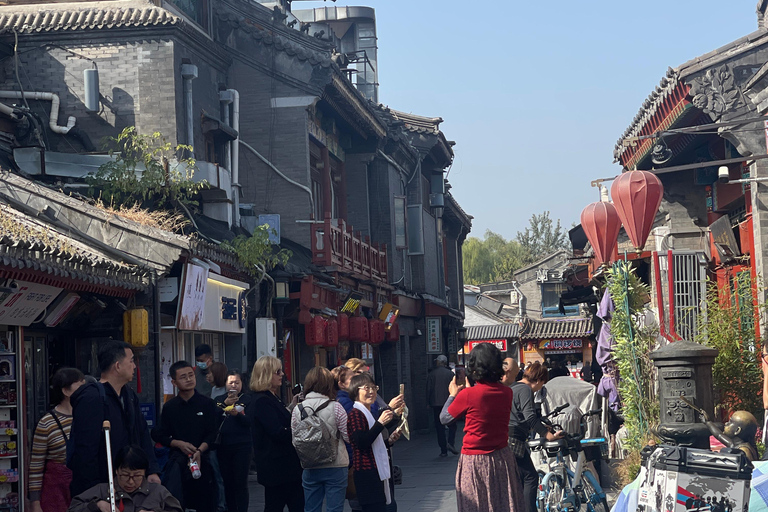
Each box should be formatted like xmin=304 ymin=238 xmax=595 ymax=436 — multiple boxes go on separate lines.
xmin=528 ymin=407 xmax=609 ymax=512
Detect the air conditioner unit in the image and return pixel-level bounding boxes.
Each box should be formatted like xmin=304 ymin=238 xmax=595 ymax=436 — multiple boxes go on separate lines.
xmin=255 ymin=318 xmax=277 ymax=360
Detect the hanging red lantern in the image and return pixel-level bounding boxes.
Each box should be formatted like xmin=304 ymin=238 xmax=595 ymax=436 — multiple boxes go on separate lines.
xmin=349 ymin=317 xmax=369 ymax=342
xmin=339 ymin=314 xmax=349 ymax=341
xmin=386 ymin=322 xmax=400 ymax=342
xmin=306 ymin=316 xmax=327 ymax=346
xmin=611 ymin=170 xmax=664 ymax=252
xmin=369 ymin=320 xmax=385 ymax=345
xmin=325 ymin=318 xmax=339 ymax=348
xmin=580 ymin=201 xmax=621 ymax=265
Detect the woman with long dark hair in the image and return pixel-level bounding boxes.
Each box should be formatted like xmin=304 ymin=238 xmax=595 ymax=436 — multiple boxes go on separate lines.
xmin=441 ymin=343 xmax=524 ymax=512
xmin=29 ymin=367 xmax=85 ymax=512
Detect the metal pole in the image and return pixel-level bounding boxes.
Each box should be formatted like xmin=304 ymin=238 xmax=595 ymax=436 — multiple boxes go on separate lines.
xmin=153 ymin=275 xmax=163 ymax=412
xmin=103 ymin=421 xmax=117 ymax=512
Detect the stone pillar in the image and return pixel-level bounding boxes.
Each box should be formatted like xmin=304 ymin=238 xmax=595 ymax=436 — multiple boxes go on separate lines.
xmin=650 ymin=340 xmax=718 ymax=449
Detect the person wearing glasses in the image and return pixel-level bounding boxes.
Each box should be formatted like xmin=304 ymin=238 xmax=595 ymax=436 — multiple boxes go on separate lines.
xmin=67 ymin=445 xmax=182 ymax=512
xmin=248 ymin=355 xmax=304 ymax=512
xmin=347 ymin=373 xmax=402 ymax=512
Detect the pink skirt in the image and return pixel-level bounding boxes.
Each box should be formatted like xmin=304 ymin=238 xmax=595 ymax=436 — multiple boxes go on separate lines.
xmin=40 ymin=460 xmax=72 ymax=512
xmin=455 ymin=446 xmax=525 ymax=512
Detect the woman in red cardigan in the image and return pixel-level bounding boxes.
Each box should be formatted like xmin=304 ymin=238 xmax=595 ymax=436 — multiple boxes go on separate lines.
xmin=440 ymin=343 xmax=524 ymax=512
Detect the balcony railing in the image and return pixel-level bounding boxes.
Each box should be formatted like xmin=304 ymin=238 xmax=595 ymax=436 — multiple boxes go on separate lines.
xmin=311 ymin=213 xmax=388 ymax=283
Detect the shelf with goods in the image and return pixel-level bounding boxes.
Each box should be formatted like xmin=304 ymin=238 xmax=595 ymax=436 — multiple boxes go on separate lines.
xmin=0 ymin=328 xmax=18 ymax=512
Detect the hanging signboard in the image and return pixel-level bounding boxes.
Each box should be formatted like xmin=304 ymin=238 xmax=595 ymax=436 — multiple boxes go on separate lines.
xmin=0 ymin=281 xmax=62 ymax=326
xmin=541 ymin=339 xmax=583 ymax=351
xmin=177 ymin=264 xmax=208 ymax=330
xmin=426 ymin=317 xmax=442 ymax=354
xmin=467 ymin=339 xmax=508 ymax=352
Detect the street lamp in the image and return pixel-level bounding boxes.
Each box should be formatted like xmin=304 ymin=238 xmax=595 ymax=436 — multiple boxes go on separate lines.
xmin=272 ymin=268 xmax=291 ymax=305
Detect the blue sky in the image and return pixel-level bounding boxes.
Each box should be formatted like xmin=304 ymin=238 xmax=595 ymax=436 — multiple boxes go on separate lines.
xmin=298 ymin=0 xmax=758 ymax=240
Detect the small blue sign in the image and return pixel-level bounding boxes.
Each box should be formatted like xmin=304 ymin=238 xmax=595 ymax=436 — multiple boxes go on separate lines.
xmin=140 ymin=403 xmax=156 ymax=428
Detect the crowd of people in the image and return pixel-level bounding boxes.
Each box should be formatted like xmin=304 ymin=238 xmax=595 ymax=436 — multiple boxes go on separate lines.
xmin=28 ymin=340 xmax=406 ymax=512
xmin=427 ymin=343 xmax=563 ymax=512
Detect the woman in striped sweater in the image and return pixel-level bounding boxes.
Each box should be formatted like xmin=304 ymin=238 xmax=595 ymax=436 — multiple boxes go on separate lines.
xmin=29 ymin=368 xmax=85 ymax=512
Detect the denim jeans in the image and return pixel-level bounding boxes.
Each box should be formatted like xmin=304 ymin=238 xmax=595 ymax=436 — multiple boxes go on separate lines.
xmin=302 ymin=467 xmax=348 ymax=512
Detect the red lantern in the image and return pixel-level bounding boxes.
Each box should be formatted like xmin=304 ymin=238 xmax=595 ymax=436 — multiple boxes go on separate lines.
xmin=386 ymin=322 xmax=400 ymax=342
xmin=580 ymin=201 xmax=621 ymax=265
xmin=349 ymin=317 xmax=369 ymax=342
xmin=306 ymin=316 xmax=327 ymax=346
xmin=611 ymin=170 xmax=663 ymax=252
xmin=339 ymin=314 xmax=349 ymax=341
xmin=325 ymin=318 xmax=339 ymax=348
xmin=370 ymin=320 xmax=385 ymax=345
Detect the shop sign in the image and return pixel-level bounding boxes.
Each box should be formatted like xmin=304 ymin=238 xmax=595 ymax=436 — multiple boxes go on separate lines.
xmin=361 ymin=343 xmax=374 ymax=360
xmin=468 ymin=339 xmax=507 ymax=352
xmin=177 ymin=264 xmax=208 ymax=330
xmin=426 ymin=317 xmax=442 ymax=354
xmin=541 ymin=339 xmax=583 ymax=351
xmin=0 ymin=281 xmax=61 ymax=327
xmin=203 ymin=274 xmax=248 ymax=334
xmin=140 ymin=403 xmax=155 ymax=428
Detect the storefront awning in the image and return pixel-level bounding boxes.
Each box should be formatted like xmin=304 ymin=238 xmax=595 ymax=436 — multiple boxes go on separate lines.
xmin=0 ymin=203 xmax=152 ymax=296
xmin=466 ymin=323 xmax=519 ymax=341
xmin=520 ymin=317 xmax=593 ymax=340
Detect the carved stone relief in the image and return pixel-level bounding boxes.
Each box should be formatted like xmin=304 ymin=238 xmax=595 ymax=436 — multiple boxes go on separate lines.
xmin=690 ymin=65 xmax=743 ymax=118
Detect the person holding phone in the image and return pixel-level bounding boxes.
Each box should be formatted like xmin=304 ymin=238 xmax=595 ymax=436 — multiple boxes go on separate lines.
xmin=213 ymin=370 xmax=253 ymax=512
xmin=426 ymin=355 xmax=458 ymax=457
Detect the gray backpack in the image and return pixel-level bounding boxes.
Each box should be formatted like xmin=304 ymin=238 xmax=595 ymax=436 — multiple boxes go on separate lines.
xmin=292 ymin=400 xmax=339 ymax=468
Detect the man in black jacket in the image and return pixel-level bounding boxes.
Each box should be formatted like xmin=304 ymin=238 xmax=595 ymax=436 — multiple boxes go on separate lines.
xmin=69 ymin=340 xmax=161 ymax=496
xmin=152 ymin=360 xmax=220 ymax=512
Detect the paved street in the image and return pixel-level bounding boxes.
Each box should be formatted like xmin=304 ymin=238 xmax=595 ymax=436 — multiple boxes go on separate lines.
xmin=247 ymin=426 xmax=621 ymax=512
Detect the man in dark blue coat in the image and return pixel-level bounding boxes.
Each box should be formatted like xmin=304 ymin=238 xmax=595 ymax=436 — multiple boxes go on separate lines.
xmin=68 ymin=340 xmax=161 ymax=495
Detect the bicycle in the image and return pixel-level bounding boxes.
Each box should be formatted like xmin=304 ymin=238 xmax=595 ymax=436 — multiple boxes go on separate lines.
xmin=528 ymin=408 xmax=609 ymax=512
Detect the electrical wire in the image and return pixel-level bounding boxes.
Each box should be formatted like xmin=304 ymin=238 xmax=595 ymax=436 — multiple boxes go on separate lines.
xmin=12 ymin=30 xmax=30 ymax=112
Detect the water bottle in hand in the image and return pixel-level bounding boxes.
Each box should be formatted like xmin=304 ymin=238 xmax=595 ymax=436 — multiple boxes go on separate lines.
xmin=188 ymin=455 xmax=201 ymax=479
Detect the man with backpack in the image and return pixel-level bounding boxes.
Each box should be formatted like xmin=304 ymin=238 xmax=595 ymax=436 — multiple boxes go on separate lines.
xmin=68 ymin=340 xmax=161 ymax=496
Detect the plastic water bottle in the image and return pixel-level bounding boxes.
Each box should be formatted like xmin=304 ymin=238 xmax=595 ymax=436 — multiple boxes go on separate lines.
xmin=188 ymin=456 xmax=201 ymax=479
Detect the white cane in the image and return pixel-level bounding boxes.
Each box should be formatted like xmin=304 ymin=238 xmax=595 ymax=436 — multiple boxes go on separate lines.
xmin=103 ymin=420 xmax=117 ymax=512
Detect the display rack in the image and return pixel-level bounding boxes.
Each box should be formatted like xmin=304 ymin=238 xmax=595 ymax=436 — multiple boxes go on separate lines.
xmin=0 ymin=329 xmax=18 ymax=512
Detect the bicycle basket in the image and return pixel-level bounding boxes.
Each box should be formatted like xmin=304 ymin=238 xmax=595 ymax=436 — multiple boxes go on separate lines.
xmin=581 ymin=437 xmax=609 ymax=462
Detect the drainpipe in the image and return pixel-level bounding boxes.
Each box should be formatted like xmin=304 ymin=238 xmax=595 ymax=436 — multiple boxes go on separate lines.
xmin=228 ymin=89 xmax=241 ymax=229
xmin=220 ymin=92 xmax=232 ymax=173
xmin=181 ymin=64 xmax=198 ymax=152
xmin=152 ymin=273 xmax=163 ymax=412
xmin=0 ymin=91 xmax=74 ymax=133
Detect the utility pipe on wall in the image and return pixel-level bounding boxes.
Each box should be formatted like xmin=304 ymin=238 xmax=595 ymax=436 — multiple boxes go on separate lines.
xmin=181 ymin=64 xmax=198 ymax=151
xmin=0 ymin=91 xmax=74 ymax=133
xmin=228 ymin=89 xmax=241 ymax=229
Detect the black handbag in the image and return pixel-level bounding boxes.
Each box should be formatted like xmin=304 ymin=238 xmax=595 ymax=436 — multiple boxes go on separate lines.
xmin=392 ymin=465 xmax=402 ymax=485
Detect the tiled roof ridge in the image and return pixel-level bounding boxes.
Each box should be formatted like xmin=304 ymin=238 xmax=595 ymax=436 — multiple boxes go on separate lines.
xmin=0 ymin=0 xmax=181 ymax=34
xmin=520 ymin=316 xmax=593 ymax=339
xmin=216 ymin=11 xmax=333 ymax=69
xmin=373 ymin=103 xmax=442 ymax=134
xmin=613 ymin=67 xmax=680 ymax=162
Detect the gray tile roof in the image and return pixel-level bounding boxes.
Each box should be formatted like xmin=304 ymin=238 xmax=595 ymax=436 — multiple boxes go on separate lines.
xmin=520 ymin=317 xmax=593 ymax=340
xmin=0 ymin=203 xmax=151 ymax=292
xmin=0 ymin=0 xmax=181 ymax=34
xmin=376 ymin=105 xmax=442 ymax=134
xmin=466 ymin=322 xmax=519 ymax=341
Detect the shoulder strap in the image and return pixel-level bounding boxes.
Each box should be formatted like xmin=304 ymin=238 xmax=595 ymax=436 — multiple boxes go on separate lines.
xmin=299 ymin=399 xmax=334 ymax=420
xmin=49 ymin=409 xmax=68 ymax=441
xmin=314 ymin=400 xmax=334 ymax=414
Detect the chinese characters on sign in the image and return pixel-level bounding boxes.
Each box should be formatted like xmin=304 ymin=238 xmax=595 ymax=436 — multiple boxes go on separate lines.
xmin=541 ymin=339 xmax=583 ymax=350
xmin=0 ymin=281 xmax=61 ymax=326
xmin=177 ymin=264 xmax=208 ymax=330
xmin=426 ymin=317 xmax=442 ymax=354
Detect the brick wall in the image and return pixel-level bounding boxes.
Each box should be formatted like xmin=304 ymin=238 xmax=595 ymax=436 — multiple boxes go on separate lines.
xmin=0 ymin=38 xmax=178 ymax=151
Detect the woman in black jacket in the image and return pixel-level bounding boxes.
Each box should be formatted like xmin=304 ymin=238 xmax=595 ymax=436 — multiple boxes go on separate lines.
xmin=214 ymin=370 xmax=253 ymax=512
xmin=247 ymin=356 xmax=304 ymax=512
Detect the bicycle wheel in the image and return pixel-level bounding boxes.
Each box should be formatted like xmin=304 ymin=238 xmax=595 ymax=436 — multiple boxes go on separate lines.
xmin=580 ymin=469 xmax=609 ymax=512
xmin=539 ymin=473 xmax=566 ymax=512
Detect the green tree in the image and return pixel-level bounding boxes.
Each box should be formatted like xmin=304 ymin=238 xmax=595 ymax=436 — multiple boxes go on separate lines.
xmin=462 ymin=230 xmax=530 ymax=285
xmin=86 ymin=127 xmax=206 ymax=211
xmin=516 ymin=211 xmax=569 ymax=261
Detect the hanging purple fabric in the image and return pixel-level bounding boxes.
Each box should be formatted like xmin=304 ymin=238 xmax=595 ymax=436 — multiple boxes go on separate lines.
xmin=595 ymin=290 xmax=620 ymax=411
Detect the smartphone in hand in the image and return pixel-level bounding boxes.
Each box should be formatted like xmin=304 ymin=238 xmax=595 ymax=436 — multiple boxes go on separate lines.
xmin=455 ymin=366 xmax=466 ymax=386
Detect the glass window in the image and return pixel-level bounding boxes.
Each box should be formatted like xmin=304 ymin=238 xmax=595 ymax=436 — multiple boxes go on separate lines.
xmin=541 ymin=283 xmax=578 ymax=317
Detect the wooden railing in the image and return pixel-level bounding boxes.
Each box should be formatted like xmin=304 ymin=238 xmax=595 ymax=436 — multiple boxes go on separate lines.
xmin=311 ymin=214 xmax=388 ymax=283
